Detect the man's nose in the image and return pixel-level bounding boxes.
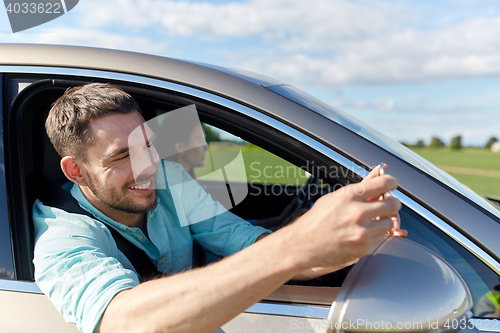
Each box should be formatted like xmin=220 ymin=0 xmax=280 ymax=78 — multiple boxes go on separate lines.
xmin=131 ymin=144 xmax=159 ymax=180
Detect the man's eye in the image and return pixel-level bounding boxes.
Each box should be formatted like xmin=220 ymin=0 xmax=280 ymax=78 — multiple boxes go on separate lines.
xmin=116 ymin=154 xmax=129 ymax=161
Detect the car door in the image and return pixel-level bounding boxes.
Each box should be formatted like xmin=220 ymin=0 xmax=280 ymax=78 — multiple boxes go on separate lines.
xmin=2 ymin=63 xmax=500 ymax=333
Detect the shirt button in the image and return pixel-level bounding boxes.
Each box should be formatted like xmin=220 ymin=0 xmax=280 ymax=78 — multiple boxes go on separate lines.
xmin=137 ymin=236 xmax=143 ymax=241
xmin=126 ymin=228 xmax=131 ymax=232
xmin=161 ymin=258 xmax=166 ymax=264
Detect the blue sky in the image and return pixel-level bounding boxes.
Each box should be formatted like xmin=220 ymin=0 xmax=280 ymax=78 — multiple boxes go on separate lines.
xmin=2 ymin=0 xmax=500 ymax=145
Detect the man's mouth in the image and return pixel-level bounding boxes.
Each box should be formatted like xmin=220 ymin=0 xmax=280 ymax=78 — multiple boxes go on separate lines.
xmin=129 ymin=179 xmax=153 ymax=190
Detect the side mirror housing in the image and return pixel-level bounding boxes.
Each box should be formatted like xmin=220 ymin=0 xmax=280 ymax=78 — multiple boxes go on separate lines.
xmin=327 ymin=237 xmax=473 ymax=333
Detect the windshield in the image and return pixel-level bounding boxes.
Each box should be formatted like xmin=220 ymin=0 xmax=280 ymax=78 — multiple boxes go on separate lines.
xmin=265 ymin=84 xmax=500 ymax=218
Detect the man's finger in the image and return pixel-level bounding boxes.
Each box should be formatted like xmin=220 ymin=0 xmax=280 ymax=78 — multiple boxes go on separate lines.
xmin=356 ymin=198 xmax=402 ymax=222
xmin=391 ymin=212 xmax=401 ymax=230
xmin=390 ymin=229 xmax=408 ymax=237
xmin=353 ymin=175 xmax=398 ymax=201
xmin=362 ymin=217 xmax=394 ymax=247
xmin=362 ymin=163 xmax=387 ymax=182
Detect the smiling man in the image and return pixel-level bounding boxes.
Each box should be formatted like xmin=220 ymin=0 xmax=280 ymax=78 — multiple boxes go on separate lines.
xmin=33 ymin=83 xmax=403 ymax=333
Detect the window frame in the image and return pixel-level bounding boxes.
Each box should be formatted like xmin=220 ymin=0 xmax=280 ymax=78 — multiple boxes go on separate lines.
xmin=0 ymin=74 xmax=16 ymax=282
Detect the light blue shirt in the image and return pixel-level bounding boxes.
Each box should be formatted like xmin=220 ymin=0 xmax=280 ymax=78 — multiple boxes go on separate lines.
xmin=33 ymin=161 xmax=270 ymax=333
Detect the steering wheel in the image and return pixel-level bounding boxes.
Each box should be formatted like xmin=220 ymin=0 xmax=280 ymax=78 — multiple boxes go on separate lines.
xmin=277 ymin=175 xmax=319 ymax=226
xmin=254 ymin=175 xmax=320 ymax=231
xmin=295 ymin=175 xmax=319 ymax=210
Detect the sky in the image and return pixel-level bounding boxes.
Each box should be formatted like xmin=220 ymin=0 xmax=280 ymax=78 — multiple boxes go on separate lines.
xmin=2 ymin=0 xmax=500 ymax=146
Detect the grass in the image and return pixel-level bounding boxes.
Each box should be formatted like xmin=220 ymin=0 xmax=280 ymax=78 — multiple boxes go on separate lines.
xmin=411 ymin=147 xmax=500 ymax=198
xmin=411 ymin=147 xmax=500 ymax=172
xmin=193 ymin=143 xmax=309 ymax=185
xmin=446 ymin=172 xmax=500 ymax=198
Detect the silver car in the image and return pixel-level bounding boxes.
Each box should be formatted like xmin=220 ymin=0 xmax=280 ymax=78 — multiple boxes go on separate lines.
xmin=0 ymin=44 xmax=499 ymax=333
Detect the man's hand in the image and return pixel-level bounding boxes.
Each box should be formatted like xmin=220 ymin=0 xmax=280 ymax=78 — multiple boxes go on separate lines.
xmin=294 ymin=165 xmax=408 ymax=280
xmin=282 ymin=169 xmax=402 ymax=270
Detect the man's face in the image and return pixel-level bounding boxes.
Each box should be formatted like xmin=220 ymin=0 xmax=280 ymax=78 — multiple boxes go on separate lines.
xmin=178 ymin=125 xmax=208 ymax=170
xmin=81 ymin=111 xmax=159 ymax=218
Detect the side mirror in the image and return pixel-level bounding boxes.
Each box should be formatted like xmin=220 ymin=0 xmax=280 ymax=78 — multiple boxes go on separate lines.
xmin=327 ymin=237 xmax=473 ymax=333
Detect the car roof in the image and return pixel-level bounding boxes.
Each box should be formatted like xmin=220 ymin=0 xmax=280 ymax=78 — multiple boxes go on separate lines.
xmin=0 ymin=43 xmax=283 ymax=100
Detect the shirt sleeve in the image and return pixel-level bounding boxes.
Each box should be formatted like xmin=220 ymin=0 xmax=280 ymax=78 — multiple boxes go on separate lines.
xmin=189 ymin=200 xmax=271 ymax=257
xmin=33 ymin=200 xmax=140 ymax=333
xmin=162 ymin=161 xmax=271 ymax=257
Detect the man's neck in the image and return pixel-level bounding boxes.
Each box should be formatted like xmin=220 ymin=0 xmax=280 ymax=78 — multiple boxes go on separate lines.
xmin=176 ymin=156 xmax=193 ymax=176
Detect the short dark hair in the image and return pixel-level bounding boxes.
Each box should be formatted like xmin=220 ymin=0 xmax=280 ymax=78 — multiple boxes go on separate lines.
xmin=46 ymin=83 xmax=140 ymax=160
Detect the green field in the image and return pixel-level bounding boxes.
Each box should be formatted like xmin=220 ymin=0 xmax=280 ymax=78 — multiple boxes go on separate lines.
xmin=411 ymin=148 xmax=500 ymax=198
xmin=194 ymin=143 xmax=500 ymax=199
xmin=193 ymin=143 xmax=309 ymax=185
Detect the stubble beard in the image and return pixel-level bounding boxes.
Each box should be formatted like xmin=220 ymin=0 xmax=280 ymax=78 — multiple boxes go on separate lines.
xmin=87 ymin=173 xmax=158 ymax=215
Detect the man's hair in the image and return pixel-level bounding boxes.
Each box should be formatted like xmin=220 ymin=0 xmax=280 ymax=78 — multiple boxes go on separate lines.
xmin=46 ymin=83 xmax=140 ymax=160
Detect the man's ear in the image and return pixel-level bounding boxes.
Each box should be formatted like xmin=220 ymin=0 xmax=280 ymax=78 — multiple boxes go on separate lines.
xmin=175 ymin=142 xmax=186 ymax=154
xmin=61 ymin=156 xmax=88 ymax=186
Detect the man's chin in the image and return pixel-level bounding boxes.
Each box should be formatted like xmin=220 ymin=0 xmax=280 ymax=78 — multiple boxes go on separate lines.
xmin=134 ymin=190 xmax=158 ymax=213
xmin=110 ymin=190 xmax=157 ymax=215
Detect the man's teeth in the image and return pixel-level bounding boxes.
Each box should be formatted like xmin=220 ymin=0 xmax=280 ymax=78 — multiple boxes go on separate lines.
xmin=130 ymin=180 xmax=151 ymax=190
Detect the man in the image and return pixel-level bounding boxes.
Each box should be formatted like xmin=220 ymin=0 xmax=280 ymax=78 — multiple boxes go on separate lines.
xmin=33 ymin=83 xmax=403 ymax=333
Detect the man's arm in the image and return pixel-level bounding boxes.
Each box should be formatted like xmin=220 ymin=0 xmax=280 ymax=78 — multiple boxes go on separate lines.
xmin=99 ymin=173 xmax=400 ymax=333
xmin=255 ymin=233 xmax=355 ymax=281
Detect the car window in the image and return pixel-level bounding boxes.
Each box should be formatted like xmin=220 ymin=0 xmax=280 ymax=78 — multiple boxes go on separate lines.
xmin=402 ymin=205 xmax=500 ymax=318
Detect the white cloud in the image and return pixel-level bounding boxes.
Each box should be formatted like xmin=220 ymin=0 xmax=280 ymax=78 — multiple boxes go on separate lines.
xmin=76 ymin=0 xmax=398 ymax=39
xmin=1 ymin=27 xmax=163 ymax=54
xmin=238 ymin=14 xmax=500 ymax=87
xmin=77 ymin=0 xmax=154 ymax=29
xmin=0 ymin=268 xmax=14 ymax=280
xmin=6 ymin=0 xmax=500 ymax=87
xmin=0 ymin=0 xmax=499 ymax=88
xmin=2 ymin=1 xmax=498 ymax=145
xmin=139 ymin=0 xmax=500 ymax=87
xmin=332 ymin=98 xmax=395 ymax=111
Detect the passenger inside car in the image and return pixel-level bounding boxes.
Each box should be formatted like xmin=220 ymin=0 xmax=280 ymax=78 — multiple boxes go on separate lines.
xmin=158 ymin=109 xmax=208 ymax=179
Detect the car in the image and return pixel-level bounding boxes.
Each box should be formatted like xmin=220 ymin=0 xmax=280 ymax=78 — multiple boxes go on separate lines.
xmin=0 ymin=43 xmax=499 ymax=333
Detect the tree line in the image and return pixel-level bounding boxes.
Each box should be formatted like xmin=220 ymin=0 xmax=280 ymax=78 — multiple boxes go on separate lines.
xmin=402 ymin=136 xmax=498 ymax=150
